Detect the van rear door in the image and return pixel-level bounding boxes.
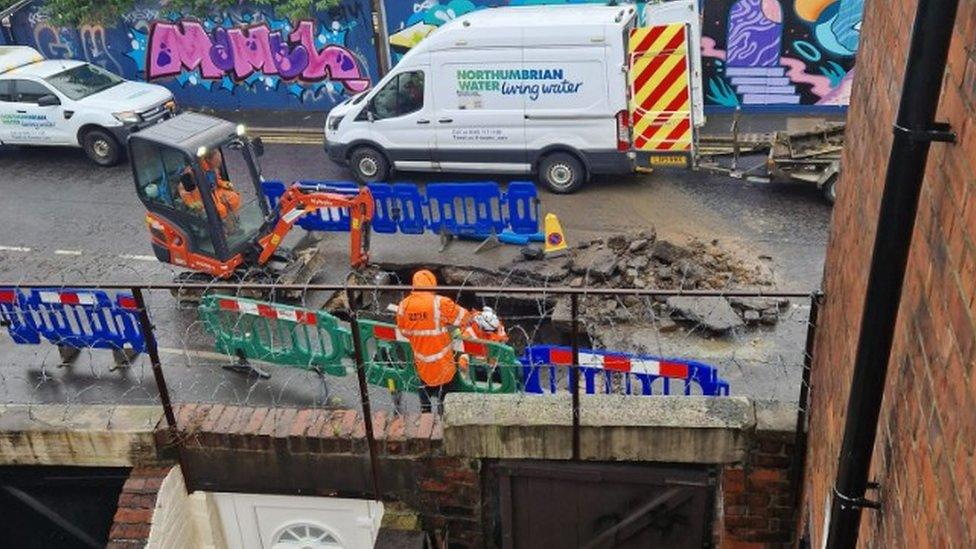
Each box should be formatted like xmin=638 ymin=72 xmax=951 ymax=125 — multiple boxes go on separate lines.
xmin=628 ymin=24 xmax=695 ymax=161
xmin=430 ymin=36 xmax=527 ymax=172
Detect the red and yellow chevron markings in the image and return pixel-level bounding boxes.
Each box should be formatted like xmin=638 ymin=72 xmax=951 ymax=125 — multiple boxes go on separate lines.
xmin=628 ymin=24 xmax=693 ymax=153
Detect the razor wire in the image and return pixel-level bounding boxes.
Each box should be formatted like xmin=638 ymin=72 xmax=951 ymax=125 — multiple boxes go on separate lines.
xmin=0 ymin=271 xmax=818 ymax=425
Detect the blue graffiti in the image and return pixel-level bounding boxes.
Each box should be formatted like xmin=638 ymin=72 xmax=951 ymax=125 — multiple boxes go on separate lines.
xmin=792 ymin=40 xmax=822 ymax=62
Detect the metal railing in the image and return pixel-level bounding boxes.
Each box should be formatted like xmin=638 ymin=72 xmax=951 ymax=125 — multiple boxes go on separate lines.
xmin=0 ymin=281 xmax=820 ymax=503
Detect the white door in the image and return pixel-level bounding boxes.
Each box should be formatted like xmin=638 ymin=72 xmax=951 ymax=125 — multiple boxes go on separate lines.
xmin=0 ymin=79 xmax=71 ymax=144
xmin=214 ymin=492 xmax=383 ymax=549
xmin=367 ymin=67 xmax=435 ymax=170
xmin=430 ymin=46 xmax=528 ymax=172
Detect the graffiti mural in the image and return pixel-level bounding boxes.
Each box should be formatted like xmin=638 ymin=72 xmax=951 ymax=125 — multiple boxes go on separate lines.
xmin=9 ymin=1 xmax=379 ymax=111
xmin=701 ymin=0 xmax=862 ymax=108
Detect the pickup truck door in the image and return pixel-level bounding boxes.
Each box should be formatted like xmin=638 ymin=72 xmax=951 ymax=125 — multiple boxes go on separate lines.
xmin=0 ymin=79 xmax=71 ymax=145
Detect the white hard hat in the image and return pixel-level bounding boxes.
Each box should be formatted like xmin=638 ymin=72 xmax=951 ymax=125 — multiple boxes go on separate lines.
xmin=475 ymin=307 xmax=500 ymax=332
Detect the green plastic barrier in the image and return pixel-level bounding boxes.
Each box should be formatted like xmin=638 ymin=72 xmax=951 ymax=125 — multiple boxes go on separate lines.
xmin=199 ymin=295 xmax=349 ymax=376
xmin=354 ymin=319 xmax=521 ymax=394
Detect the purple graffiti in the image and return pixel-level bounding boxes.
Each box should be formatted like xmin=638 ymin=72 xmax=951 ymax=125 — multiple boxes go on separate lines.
xmin=147 ymin=19 xmax=369 ymax=91
xmin=289 ymin=21 xmax=369 ymax=91
xmin=726 ymin=0 xmax=782 ymax=68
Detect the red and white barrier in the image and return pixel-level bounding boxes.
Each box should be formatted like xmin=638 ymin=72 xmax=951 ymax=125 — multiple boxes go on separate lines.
xmin=217 ymin=298 xmax=317 ymax=326
xmin=542 ymin=348 xmax=690 ymax=379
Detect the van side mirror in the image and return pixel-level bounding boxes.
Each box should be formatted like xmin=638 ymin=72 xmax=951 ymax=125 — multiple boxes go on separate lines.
xmin=251 ymin=137 xmax=265 ymax=157
xmin=37 ymin=94 xmax=60 ymax=107
xmin=366 ymin=109 xmax=376 ymax=123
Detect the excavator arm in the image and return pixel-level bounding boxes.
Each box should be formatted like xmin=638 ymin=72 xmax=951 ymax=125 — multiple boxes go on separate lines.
xmin=256 ymin=184 xmax=375 ymax=269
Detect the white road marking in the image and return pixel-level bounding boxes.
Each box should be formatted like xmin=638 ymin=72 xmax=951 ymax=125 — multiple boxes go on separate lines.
xmin=0 ymin=245 xmax=31 ymax=252
xmin=54 ymin=249 xmax=83 ymax=256
xmin=118 ymin=254 xmax=158 ymax=262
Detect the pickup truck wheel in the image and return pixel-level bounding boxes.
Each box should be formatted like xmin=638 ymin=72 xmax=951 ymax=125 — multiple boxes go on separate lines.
xmin=821 ymin=173 xmax=838 ymax=205
xmin=83 ymin=129 xmax=121 ymax=167
xmin=349 ymin=147 xmax=389 ymax=183
xmin=539 ymin=153 xmax=584 ymax=194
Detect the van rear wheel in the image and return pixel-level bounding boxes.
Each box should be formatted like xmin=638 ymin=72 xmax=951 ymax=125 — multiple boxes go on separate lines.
xmin=539 ymin=153 xmax=584 ymax=194
xmin=349 ymin=146 xmax=390 ymax=183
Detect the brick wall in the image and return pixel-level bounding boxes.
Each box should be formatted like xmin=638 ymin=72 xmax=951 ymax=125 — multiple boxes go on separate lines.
xmin=108 ymin=466 xmax=171 ymax=548
xmin=804 ymin=0 xmax=976 ymax=546
xmin=166 ymin=404 xmax=484 ymax=547
xmin=719 ymin=432 xmax=796 ymax=549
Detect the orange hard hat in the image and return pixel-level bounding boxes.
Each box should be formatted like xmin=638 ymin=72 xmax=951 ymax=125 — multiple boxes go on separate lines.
xmin=413 ymin=269 xmax=437 ymax=288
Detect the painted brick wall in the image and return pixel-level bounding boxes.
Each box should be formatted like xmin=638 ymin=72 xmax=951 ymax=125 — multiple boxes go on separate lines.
xmin=804 ymin=0 xmax=976 ymax=546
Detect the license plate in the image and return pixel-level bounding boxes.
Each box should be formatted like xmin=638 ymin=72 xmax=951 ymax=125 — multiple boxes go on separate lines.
xmin=649 ymin=155 xmax=688 ymax=167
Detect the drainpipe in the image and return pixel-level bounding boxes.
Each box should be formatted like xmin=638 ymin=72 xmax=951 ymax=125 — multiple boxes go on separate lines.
xmin=825 ymin=1 xmax=960 ymax=548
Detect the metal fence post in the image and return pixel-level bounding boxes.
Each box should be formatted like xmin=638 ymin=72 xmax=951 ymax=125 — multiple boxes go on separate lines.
xmin=131 ymin=288 xmax=177 ymax=430
xmin=570 ymin=294 xmax=580 ymax=460
xmin=346 ymin=287 xmax=383 ymax=502
xmin=791 ymin=292 xmax=824 ymax=521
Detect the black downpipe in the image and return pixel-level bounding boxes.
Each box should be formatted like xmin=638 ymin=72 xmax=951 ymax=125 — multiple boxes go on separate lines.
xmin=825 ymin=1 xmax=960 ymax=548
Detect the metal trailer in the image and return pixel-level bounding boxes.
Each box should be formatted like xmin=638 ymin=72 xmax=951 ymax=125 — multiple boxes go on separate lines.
xmin=695 ymin=114 xmax=845 ymax=205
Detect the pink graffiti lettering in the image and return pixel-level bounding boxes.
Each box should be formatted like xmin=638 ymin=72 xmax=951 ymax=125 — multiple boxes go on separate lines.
xmin=148 ymin=21 xmax=222 ymax=79
xmin=290 ymin=21 xmax=370 ymax=92
xmin=147 ymin=19 xmax=368 ymax=90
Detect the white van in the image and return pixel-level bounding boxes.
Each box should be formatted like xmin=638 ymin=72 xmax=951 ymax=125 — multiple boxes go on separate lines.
xmin=325 ymin=4 xmax=640 ymax=193
xmin=0 ymin=46 xmax=175 ymax=166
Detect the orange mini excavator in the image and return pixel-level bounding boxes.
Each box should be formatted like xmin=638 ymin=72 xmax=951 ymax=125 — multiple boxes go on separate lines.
xmin=127 ymin=113 xmax=373 ymax=284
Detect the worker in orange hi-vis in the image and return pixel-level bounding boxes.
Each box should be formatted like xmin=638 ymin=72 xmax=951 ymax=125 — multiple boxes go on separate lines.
xmin=463 ymin=307 xmax=509 ymax=343
xmin=200 ymin=149 xmax=241 ymax=214
xmin=396 ymin=269 xmax=473 ymax=413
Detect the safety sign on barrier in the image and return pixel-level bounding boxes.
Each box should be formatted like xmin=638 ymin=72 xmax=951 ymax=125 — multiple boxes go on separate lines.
xmin=0 ymin=287 xmax=145 ymax=368
xmin=521 ymin=345 xmax=730 ymax=397
xmin=262 ymin=180 xmax=540 ymax=238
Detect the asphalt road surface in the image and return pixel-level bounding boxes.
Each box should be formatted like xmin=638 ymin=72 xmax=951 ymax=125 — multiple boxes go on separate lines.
xmin=0 ymin=140 xmax=831 ymax=411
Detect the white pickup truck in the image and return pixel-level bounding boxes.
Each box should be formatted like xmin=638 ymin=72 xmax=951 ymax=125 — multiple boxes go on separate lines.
xmin=0 ymin=46 xmax=176 ymax=165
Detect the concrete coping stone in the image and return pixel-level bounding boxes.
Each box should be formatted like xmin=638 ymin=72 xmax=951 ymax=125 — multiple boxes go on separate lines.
xmin=443 ymin=393 xmax=757 ymax=430
xmin=0 ymin=404 xmax=163 ymax=433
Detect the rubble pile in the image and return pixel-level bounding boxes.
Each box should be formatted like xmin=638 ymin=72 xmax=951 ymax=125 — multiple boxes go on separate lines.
xmin=331 ymin=231 xmax=785 ymax=338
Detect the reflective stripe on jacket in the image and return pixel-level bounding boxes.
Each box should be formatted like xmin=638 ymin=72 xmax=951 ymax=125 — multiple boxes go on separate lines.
xmin=396 ymin=292 xmax=469 ymax=387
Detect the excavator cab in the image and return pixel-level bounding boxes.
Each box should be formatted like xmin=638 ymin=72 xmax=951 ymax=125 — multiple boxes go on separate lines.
xmin=128 ymin=112 xmax=373 ymax=280
xmin=128 ymin=113 xmax=272 ymax=275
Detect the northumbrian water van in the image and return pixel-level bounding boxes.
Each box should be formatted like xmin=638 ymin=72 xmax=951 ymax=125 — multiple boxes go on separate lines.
xmin=325 ymin=3 xmax=703 ymax=193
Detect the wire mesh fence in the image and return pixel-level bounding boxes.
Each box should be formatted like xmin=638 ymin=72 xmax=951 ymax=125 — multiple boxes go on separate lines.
xmin=0 ymin=279 xmax=818 ymax=420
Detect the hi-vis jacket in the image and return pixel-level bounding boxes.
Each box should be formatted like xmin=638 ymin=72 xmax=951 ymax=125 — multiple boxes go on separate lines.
xmin=396 ymin=291 xmax=470 ymax=387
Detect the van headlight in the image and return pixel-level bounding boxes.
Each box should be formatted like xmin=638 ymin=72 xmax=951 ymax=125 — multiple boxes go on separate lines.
xmin=327 ymin=115 xmax=344 ymax=131
xmin=113 ymin=111 xmax=142 ymax=124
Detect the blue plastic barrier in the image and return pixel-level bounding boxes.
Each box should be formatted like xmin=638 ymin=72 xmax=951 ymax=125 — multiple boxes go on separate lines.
xmin=261 ymin=180 xmax=540 ymax=237
xmin=393 ymin=183 xmax=427 ymax=234
xmin=506 ymin=182 xmax=541 ymax=235
xmin=366 ymin=184 xmax=399 ymax=234
xmin=0 ymin=289 xmax=40 ymax=344
xmin=426 ymin=182 xmax=506 ymax=237
xmin=0 ymin=288 xmax=146 ymax=366
xmin=262 ymin=180 xmax=361 ymax=232
xmin=520 ymin=345 xmax=730 ymax=397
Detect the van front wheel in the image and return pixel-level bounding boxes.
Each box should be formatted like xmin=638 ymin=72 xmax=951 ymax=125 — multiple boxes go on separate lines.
xmin=349 ymin=147 xmax=390 ymax=183
xmin=82 ymin=129 xmax=122 ymax=167
xmin=539 ymin=153 xmax=584 ymax=194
